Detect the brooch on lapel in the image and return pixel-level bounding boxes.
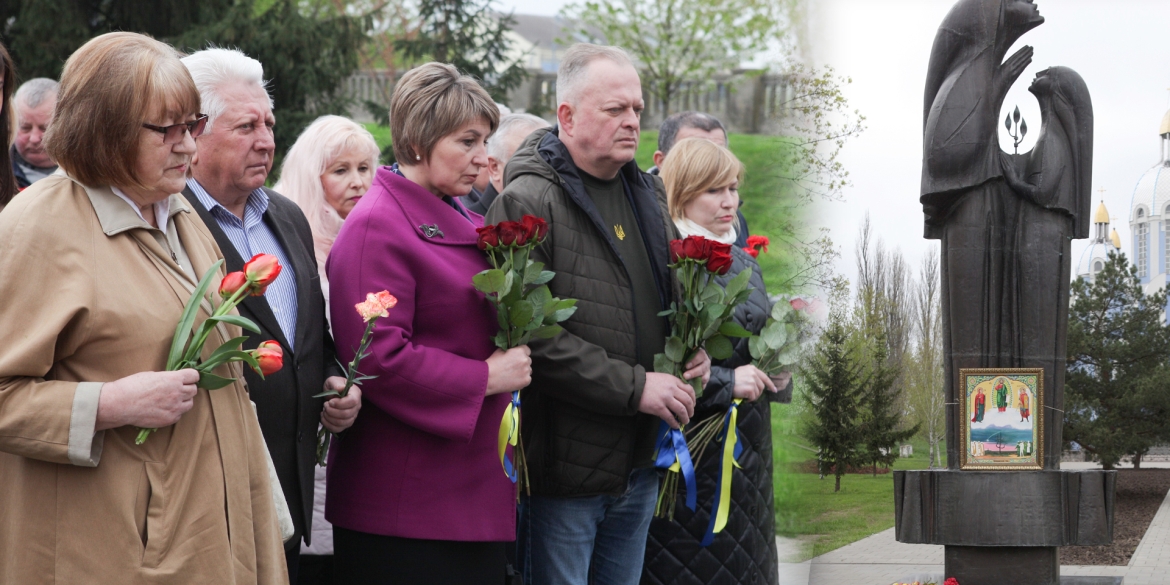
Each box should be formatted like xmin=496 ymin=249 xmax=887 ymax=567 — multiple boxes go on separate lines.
xmin=420 ymin=224 xmax=445 ymax=238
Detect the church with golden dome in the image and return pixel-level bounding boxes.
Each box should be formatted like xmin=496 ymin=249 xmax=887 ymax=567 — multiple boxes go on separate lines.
xmin=1075 ymin=201 xmax=1122 ymax=282
xmin=1121 ymin=109 xmax=1170 ymax=294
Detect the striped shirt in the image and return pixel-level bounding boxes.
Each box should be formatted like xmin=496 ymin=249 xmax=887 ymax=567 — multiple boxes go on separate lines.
xmin=188 ymin=179 xmax=299 ymax=350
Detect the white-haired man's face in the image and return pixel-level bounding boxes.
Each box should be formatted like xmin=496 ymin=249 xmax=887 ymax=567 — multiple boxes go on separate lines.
xmin=191 ymin=81 xmax=275 ymax=200
xmin=15 ymin=95 xmax=56 ymax=167
xmin=558 ymin=59 xmax=644 ymax=179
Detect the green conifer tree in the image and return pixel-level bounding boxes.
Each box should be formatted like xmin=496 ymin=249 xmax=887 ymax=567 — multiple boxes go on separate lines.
xmin=858 ymin=330 xmax=919 ymax=475
xmin=800 ymin=316 xmax=865 ymax=492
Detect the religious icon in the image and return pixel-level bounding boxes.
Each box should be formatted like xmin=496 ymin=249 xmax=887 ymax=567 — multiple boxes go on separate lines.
xmin=959 ymin=368 xmax=1043 ymax=470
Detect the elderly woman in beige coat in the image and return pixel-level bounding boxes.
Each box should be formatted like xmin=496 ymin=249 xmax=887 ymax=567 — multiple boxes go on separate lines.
xmin=0 ymin=32 xmax=287 ymax=584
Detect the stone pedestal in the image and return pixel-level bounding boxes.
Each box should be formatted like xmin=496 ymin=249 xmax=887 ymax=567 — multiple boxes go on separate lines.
xmin=895 ymin=470 xmax=1116 ymax=584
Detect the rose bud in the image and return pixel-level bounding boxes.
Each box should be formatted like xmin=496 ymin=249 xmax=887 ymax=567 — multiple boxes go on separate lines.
xmin=252 ymin=340 xmax=283 ymax=376
xmin=476 ymin=225 xmax=500 ymax=250
xmin=706 ymin=246 xmax=733 ymax=275
xmin=219 ymin=271 xmax=248 ymax=299
xmin=669 ymin=239 xmax=685 ymax=263
xmin=374 ymin=290 xmax=398 ymax=310
xmin=681 ymin=235 xmax=709 ymax=260
xmin=243 ymin=253 xmax=282 ymax=288
xmin=497 ymin=221 xmax=523 ymax=246
xmin=521 ymin=215 xmax=549 ymax=242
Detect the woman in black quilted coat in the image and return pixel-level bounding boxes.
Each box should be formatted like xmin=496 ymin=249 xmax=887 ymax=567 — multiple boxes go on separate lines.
xmin=642 ymin=137 xmax=785 ymax=585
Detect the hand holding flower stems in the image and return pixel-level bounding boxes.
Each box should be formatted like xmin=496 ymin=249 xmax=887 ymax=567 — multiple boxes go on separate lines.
xmin=473 ymin=214 xmax=577 ymax=492
xmin=137 ymin=254 xmax=285 ymax=444
xmin=314 ymin=291 xmax=398 ymax=466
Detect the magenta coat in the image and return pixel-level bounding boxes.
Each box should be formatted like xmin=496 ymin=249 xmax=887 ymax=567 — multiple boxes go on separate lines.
xmin=324 ymin=167 xmax=514 ymax=541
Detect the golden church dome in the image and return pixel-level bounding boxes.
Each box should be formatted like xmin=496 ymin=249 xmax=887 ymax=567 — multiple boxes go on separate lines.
xmin=1111 ymin=228 xmax=1121 ymax=249
xmin=1161 ymin=109 xmax=1170 ymax=136
xmin=1094 ymin=200 xmax=1109 ymax=224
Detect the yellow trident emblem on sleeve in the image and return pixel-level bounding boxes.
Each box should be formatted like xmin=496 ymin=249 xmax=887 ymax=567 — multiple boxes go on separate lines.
xmin=614 ymin=224 xmax=626 ymax=240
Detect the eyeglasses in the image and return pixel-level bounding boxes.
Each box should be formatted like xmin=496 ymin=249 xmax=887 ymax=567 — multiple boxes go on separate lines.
xmin=143 ymin=114 xmax=208 ymax=144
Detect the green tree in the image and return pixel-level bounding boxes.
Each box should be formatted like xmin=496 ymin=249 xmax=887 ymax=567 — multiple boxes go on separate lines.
xmin=393 ymin=0 xmax=528 ymax=102
xmin=800 ymin=311 xmax=866 ymax=492
xmin=857 ymin=330 xmax=918 ymax=475
xmin=1065 ymin=251 xmax=1170 ymax=469
xmin=906 ymin=248 xmax=945 ymax=468
xmin=560 ymin=0 xmax=786 ymax=117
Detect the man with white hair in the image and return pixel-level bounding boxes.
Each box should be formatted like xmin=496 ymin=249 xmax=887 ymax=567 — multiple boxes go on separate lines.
xmin=10 ymin=78 xmax=59 ymax=189
xmin=486 ymin=43 xmax=710 ymax=585
xmin=465 ymin=113 xmax=549 ymax=215
xmin=179 ymin=47 xmax=361 ymax=582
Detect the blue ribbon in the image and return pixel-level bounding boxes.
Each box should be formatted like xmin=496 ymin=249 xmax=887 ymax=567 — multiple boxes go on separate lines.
xmin=701 ymin=402 xmax=744 ymax=547
xmin=653 ymin=421 xmax=698 ymax=512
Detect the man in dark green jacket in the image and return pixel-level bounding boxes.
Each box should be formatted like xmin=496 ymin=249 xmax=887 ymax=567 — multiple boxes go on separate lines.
xmin=487 ymin=43 xmax=710 ymax=585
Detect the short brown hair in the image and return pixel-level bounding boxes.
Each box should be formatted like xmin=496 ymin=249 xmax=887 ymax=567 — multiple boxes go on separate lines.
xmin=660 ymin=137 xmax=744 ymax=221
xmin=390 ymin=62 xmax=499 ymax=165
xmin=45 ymin=32 xmax=200 ymax=189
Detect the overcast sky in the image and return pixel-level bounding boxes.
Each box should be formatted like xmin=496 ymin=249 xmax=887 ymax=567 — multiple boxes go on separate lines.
xmin=807 ymin=0 xmax=1170 ymax=292
xmin=495 ymin=0 xmax=1170 ymax=294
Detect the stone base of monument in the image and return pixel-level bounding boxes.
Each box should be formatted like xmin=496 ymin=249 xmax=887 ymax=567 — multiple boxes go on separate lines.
xmin=894 ymin=470 xmax=1116 ymax=585
xmin=902 ymin=575 xmax=1120 ymax=585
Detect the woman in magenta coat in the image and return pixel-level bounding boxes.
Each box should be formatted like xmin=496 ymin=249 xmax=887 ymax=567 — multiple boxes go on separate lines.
xmin=325 ymin=63 xmax=531 ymax=584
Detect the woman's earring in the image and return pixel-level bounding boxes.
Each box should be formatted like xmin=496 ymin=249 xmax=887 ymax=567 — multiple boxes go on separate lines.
xmin=415 ymin=154 xmax=421 ymax=161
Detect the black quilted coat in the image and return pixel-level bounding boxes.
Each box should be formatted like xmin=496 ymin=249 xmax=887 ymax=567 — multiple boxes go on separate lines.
xmin=642 ymin=245 xmax=779 ymax=585
xmin=486 ymin=127 xmax=679 ymax=497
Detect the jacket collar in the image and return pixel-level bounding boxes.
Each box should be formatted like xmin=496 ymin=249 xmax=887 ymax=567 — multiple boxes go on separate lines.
xmin=56 ymin=169 xmax=191 ymax=236
xmin=374 ymin=166 xmax=481 ymax=245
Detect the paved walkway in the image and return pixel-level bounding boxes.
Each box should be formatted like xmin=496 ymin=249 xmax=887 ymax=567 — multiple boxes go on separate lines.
xmin=776 ymin=464 xmax=1170 ymax=584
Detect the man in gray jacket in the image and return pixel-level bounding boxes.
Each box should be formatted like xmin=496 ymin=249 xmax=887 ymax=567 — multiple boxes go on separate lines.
xmin=487 ymin=43 xmax=709 ymax=585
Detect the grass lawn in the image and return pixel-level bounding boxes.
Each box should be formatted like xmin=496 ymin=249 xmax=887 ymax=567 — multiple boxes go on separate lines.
xmin=775 ymin=435 xmax=943 ymax=560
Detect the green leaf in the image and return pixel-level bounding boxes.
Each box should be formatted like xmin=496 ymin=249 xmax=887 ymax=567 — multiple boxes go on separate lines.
xmin=701 ymin=304 xmax=725 ymax=338
xmin=664 ymin=336 xmax=686 ymax=362
xmin=701 ymin=280 xmax=723 ymax=303
xmin=552 ymin=306 xmax=578 ymax=323
xmin=203 ymin=336 xmax=248 ymax=366
xmin=719 ymin=321 xmax=753 ymax=338
xmin=473 ymin=269 xmax=507 ymax=294
xmin=657 ymin=308 xmax=676 ymax=317
xmin=532 ymin=324 xmax=563 ymax=339
xmin=524 ymin=261 xmax=546 ymax=284
xmin=197 ymin=370 xmax=236 ymax=390
xmin=706 ymin=334 xmax=734 ymax=360
xmin=771 ymin=301 xmax=793 ymax=321
xmin=201 ymin=349 xmax=261 ymax=372
xmin=724 ymin=268 xmax=752 ymax=300
xmin=210 ymin=314 xmax=262 ymax=334
xmin=494 ymin=330 xmax=510 ymax=350
xmin=510 ymin=299 xmax=535 ymax=328
xmin=168 ymin=259 xmax=224 ymax=370
xmin=653 ymin=352 xmax=675 ymax=374
xmin=312 ymin=389 xmax=341 ymax=399
xmin=501 ymin=270 xmax=518 ymax=299
xmin=531 ymin=271 xmax=555 ymax=286
xmin=748 ymin=335 xmax=765 ymax=360
xmin=528 ymin=285 xmax=553 ymax=314
xmin=762 ymin=321 xmax=787 ymax=349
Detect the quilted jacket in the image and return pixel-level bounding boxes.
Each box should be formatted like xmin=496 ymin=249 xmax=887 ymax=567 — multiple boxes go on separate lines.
xmin=642 ymin=246 xmax=779 ymax=585
xmin=486 ymin=126 xmax=678 ymax=497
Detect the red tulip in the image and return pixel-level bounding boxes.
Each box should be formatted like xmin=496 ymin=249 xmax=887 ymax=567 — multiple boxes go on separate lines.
xmin=521 ymin=214 xmax=549 ymax=242
xmin=476 ymin=225 xmax=500 ymax=250
xmin=243 ymin=253 xmax=282 ymax=288
xmin=706 ymin=246 xmax=733 ymax=275
xmin=498 ymin=221 xmax=524 ymax=247
xmin=219 ymin=271 xmax=248 ymax=299
xmin=252 ymin=340 xmax=283 ymax=376
xmin=669 ymin=239 xmax=685 ymax=263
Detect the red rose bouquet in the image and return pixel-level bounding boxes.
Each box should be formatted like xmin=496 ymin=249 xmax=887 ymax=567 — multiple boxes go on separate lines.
xmin=473 ymin=214 xmax=577 ymax=492
xmin=314 ymin=290 xmax=398 ymax=466
xmin=654 ymin=235 xmax=754 ymax=521
xmin=138 ymin=254 xmax=285 ymax=444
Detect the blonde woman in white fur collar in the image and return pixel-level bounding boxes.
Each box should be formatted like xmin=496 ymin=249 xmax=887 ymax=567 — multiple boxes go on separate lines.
xmin=648 ymin=135 xmax=787 ymax=584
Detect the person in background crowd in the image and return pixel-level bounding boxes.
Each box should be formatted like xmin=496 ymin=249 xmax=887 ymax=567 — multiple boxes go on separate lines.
xmin=11 ymin=78 xmax=59 ymax=189
xmin=180 ymin=47 xmax=361 ymax=583
xmin=275 ymin=114 xmax=379 ymax=585
xmin=463 ymin=101 xmax=513 ymax=208
xmin=0 ymin=42 xmax=17 ymax=208
xmin=486 ymin=43 xmax=710 ymax=585
xmin=326 ymin=61 xmax=531 ymax=585
xmin=650 ymin=111 xmax=750 ymax=248
xmin=642 ymin=137 xmax=788 ymax=585
xmin=0 ymin=32 xmax=287 ymax=583
xmin=465 ymin=113 xmax=549 ymax=216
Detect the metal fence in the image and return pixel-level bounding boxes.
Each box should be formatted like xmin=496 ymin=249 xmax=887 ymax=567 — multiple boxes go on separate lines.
xmin=340 ymin=68 xmax=792 ymax=135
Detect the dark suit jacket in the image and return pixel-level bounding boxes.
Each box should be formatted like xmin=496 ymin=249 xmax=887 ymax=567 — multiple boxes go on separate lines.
xmin=464 ymin=183 xmax=499 ymax=216
xmin=183 ymin=185 xmax=341 ymax=547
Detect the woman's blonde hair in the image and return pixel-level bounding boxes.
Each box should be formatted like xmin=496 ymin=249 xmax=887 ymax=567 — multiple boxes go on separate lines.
xmin=45 ymin=32 xmax=200 ymax=189
xmin=274 ymin=115 xmax=379 ymax=276
xmin=659 ymin=137 xmax=744 ymax=221
xmin=390 ymin=62 xmax=499 ymax=165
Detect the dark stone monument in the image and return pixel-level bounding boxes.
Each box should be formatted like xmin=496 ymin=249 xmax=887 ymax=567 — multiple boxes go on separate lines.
xmin=895 ymin=1 xmax=1115 ymax=584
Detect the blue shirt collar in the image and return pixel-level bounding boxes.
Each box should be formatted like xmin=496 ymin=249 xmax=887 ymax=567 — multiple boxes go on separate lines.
xmin=187 ymin=178 xmax=269 ymax=218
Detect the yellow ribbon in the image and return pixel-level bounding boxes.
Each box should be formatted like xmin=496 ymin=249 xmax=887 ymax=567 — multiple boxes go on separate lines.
xmin=498 ymin=391 xmax=520 ymax=482
xmin=702 ymin=398 xmax=743 ymax=545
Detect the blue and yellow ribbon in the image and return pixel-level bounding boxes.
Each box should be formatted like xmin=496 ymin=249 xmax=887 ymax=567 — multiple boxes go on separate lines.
xmin=701 ymin=399 xmax=744 ymax=547
xmin=498 ymin=390 xmax=521 ymax=482
xmin=654 ymin=421 xmax=698 ymax=512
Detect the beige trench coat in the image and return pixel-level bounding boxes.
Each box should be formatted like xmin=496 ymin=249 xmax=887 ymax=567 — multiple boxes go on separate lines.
xmin=0 ymin=174 xmax=288 ymax=584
